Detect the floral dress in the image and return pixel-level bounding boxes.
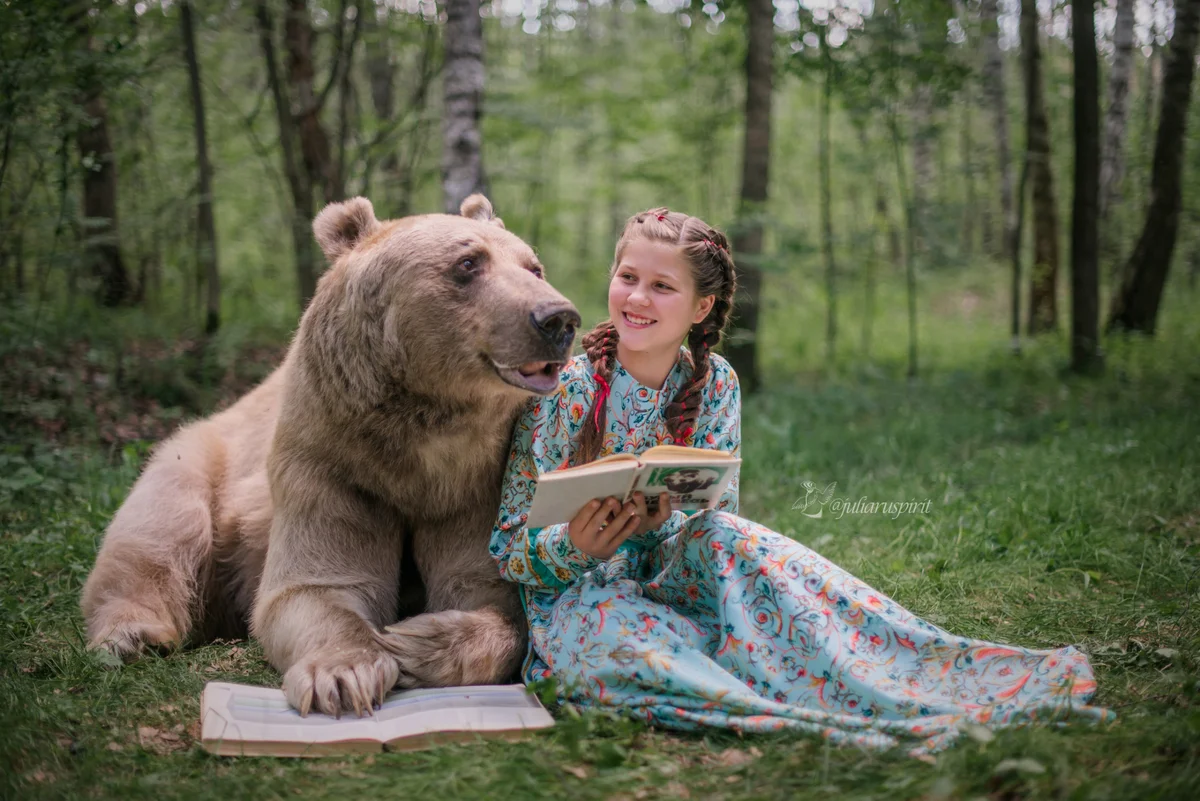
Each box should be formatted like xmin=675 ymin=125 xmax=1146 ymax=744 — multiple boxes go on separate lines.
xmin=489 ymin=349 xmax=1111 ymax=757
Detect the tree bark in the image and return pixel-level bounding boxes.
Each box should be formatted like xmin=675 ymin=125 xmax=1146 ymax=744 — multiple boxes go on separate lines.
xmin=909 ymin=84 xmax=934 ymax=260
xmin=819 ymin=25 xmax=836 ymax=368
xmin=1069 ymin=0 xmax=1103 ymax=373
xmin=725 ymin=0 xmax=773 ymax=393
xmin=442 ymin=0 xmax=487 ymax=213
xmin=1107 ymin=0 xmax=1200 ymax=335
xmin=71 ymin=0 xmax=128 ymax=307
xmin=255 ymin=0 xmax=317 ymax=308
xmin=1021 ymin=0 xmax=1060 ymax=334
xmin=980 ymin=0 xmax=1013 ymax=262
xmin=181 ymin=0 xmax=220 ymax=335
xmin=1099 ymin=0 xmax=1135 ymax=224
xmin=286 ymin=0 xmax=333 ymax=206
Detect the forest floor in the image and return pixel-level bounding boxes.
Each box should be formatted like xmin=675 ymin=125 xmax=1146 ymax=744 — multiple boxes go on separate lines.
xmin=1 ymin=293 xmax=1198 ymax=800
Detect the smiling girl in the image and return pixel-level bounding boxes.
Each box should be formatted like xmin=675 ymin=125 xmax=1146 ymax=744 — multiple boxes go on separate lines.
xmin=488 ymin=209 xmax=1109 ymax=757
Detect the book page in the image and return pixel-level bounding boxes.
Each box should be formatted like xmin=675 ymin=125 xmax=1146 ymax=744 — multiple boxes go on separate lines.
xmin=201 ymin=682 xmax=553 ymax=757
xmin=640 ymin=444 xmax=737 ymax=461
xmin=526 ymin=460 xmax=639 ymax=528
xmin=631 ymin=459 xmax=740 ymax=513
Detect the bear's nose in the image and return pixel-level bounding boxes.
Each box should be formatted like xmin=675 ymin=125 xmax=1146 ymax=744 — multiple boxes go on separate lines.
xmin=531 ymin=302 xmax=581 ymax=350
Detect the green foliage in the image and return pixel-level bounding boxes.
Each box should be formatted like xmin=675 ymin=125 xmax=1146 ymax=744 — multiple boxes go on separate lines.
xmin=2 ymin=265 xmax=1199 ymax=798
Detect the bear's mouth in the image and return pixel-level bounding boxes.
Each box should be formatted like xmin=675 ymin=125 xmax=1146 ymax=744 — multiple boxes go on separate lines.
xmin=491 ymin=359 xmax=564 ymax=394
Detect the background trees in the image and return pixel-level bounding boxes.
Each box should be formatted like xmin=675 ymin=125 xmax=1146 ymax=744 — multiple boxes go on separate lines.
xmin=0 ymin=0 xmax=1197 ymax=379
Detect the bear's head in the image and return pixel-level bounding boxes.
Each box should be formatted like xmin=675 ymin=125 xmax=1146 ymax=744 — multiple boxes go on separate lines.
xmin=303 ymin=195 xmax=580 ymax=407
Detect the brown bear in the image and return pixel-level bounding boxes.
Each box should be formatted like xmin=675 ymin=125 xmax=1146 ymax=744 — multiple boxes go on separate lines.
xmin=80 ymin=195 xmax=579 ymax=716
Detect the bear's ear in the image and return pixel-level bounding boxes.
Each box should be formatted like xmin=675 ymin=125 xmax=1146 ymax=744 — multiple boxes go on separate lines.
xmin=459 ymin=194 xmax=506 ymax=230
xmin=313 ymin=197 xmax=381 ymax=263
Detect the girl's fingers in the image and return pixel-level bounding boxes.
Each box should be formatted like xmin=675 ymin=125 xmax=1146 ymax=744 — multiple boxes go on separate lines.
xmin=655 ymin=493 xmax=672 ymax=523
xmin=601 ymin=502 xmax=638 ymax=547
xmin=586 ymin=498 xmax=620 ymax=535
xmin=606 ymin=513 xmax=640 ymax=550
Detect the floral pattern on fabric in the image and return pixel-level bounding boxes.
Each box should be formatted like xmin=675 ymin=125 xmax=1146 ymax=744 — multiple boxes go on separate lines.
xmin=487 ymin=349 xmax=1111 ymax=757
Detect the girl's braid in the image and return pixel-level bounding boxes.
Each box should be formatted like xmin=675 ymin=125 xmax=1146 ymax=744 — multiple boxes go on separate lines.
xmin=575 ymin=320 xmax=619 ymax=465
xmin=664 ymin=229 xmax=737 ymax=447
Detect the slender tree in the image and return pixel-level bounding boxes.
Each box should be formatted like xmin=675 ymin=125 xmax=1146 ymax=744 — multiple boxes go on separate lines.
xmin=71 ymin=0 xmax=128 ymax=307
xmin=1108 ymin=0 xmax=1200 ymax=335
xmin=725 ymin=0 xmax=774 ymax=393
xmin=255 ymin=0 xmax=316 ymax=307
xmin=1069 ymin=0 xmax=1103 ymax=373
xmin=1099 ymin=0 xmax=1136 ymax=227
xmin=980 ymin=0 xmax=1013 ymax=262
xmin=1021 ymin=0 xmax=1060 ymax=334
xmin=819 ymin=23 xmax=837 ymax=368
xmin=181 ymin=0 xmax=219 ymax=334
xmin=442 ymin=0 xmax=488 ymax=213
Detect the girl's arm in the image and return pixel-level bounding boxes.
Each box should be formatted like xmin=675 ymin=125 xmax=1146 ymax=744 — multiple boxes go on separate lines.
xmin=489 ymin=395 xmax=602 ymax=592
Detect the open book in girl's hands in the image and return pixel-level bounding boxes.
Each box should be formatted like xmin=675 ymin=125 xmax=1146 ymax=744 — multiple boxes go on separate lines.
xmin=526 ymin=445 xmax=740 ymax=528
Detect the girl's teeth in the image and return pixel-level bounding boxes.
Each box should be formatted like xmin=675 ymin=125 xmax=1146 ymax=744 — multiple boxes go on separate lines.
xmin=625 ymin=313 xmax=654 ymax=325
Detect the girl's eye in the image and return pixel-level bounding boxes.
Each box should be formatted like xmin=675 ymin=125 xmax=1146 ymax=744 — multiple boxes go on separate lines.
xmin=656 ymin=283 xmax=673 ymax=291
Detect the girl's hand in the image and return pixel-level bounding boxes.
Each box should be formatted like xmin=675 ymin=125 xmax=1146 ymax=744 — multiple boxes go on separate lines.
xmin=630 ymin=492 xmax=673 ymax=537
xmin=567 ymin=497 xmax=640 ymax=560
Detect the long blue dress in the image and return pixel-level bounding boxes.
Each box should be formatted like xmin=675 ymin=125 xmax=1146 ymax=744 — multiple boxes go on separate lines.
xmin=489 ymin=350 xmax=1111 ymax=757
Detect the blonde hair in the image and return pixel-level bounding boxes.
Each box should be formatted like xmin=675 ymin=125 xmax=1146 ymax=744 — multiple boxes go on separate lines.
xmin=575 ymin=208 xmax=737 ymax=465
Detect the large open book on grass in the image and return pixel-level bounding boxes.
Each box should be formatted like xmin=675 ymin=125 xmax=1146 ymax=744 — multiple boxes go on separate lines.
xmin=200 ymin=682 xmax=554 ymax=757
xmin=526 ymin=445 xmax=740 ymax=528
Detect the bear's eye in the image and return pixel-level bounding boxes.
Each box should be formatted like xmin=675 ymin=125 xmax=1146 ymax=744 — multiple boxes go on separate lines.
xmin=451 ymin=254 xmax=486 ymax=285
xmin=529 ymin=265 xmax=545 ymax=280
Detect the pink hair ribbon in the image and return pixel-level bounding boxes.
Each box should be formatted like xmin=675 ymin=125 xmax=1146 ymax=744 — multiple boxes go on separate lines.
xmin=592 ymin=372 xmax=611 ymax=428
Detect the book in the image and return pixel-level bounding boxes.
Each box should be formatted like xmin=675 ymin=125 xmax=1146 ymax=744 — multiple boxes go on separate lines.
xmin=525 ymin=445 xmax=740 ymax=528
xmin=199 ymin=681 xmax=554 ymax=757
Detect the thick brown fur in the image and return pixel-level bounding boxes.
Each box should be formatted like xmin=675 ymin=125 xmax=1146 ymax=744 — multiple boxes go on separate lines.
xmin=81 ymin=196 xmax=579 ymax=716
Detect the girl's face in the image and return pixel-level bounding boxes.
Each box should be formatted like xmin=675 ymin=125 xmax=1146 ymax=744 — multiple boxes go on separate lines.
xmin=608 ymin=238 xmax=715 ymax=358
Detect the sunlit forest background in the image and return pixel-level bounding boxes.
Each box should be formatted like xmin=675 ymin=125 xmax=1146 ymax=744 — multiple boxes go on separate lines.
xmin=4 ymin=0 xmax=1197 ymax=394
xmin=3 ymin=1 xmax=1200 ymax=798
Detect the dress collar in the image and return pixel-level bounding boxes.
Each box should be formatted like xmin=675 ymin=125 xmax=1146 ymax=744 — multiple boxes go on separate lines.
xmin=607 ymin=346 xmax=692 ymax=410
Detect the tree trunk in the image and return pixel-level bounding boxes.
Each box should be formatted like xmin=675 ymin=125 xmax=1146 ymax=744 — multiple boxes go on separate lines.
xmin=819 ymin=25 xmax=836 ymax=368
xmin=255 ymin=0 xmax=317 ymax=308
xmin=286 ymin=0 xmax=333 ymax=207
xmin=980 ymin=0 xmax=1013 ymax=262
xmin=725 ymin=0 xmax=773 ymax=393
xmin=442 ymin=0 xmax=487 ymax=213
xmin=1022 ymin=0 xmax=1060 ymax=334
xmin=1107 ymin=0 xmax=1200 ymax=335
xmin=181 ymin=0 xmax=220 ymax=335
xmin=909 ymin=84 xmax=934 ymax=259
xmin=72 ymin=1 xmax=128 ymax=307
xmin=364 ymin=9 xmax=399 ymax=213
xmin=960 ymin=99 xmax=975 ymax=261
xmin=1069 ymin=0 xmax=1103 ymax=373
xmin=332 ymin=0 xmax=363 ymax=203
xmin=1099 ymin=0 xmax=1135 ymax=224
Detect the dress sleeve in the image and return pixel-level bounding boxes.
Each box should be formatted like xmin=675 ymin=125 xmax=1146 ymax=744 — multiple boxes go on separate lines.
xmin=488 ymin=383 xmax=602 ymax=592
xmin=699 ymin=356 xmax=741 ymax=515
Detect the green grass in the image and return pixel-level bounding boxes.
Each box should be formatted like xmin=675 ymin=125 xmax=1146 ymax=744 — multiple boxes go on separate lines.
xmin=2 ymin=275 xmax=1199 ymax=800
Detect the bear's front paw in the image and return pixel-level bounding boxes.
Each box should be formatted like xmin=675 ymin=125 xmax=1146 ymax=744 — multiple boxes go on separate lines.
xmin=375 ymin=609 xmax=519 ymax=689
xmin=281 ymin=647 xmax=400 ymax=717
